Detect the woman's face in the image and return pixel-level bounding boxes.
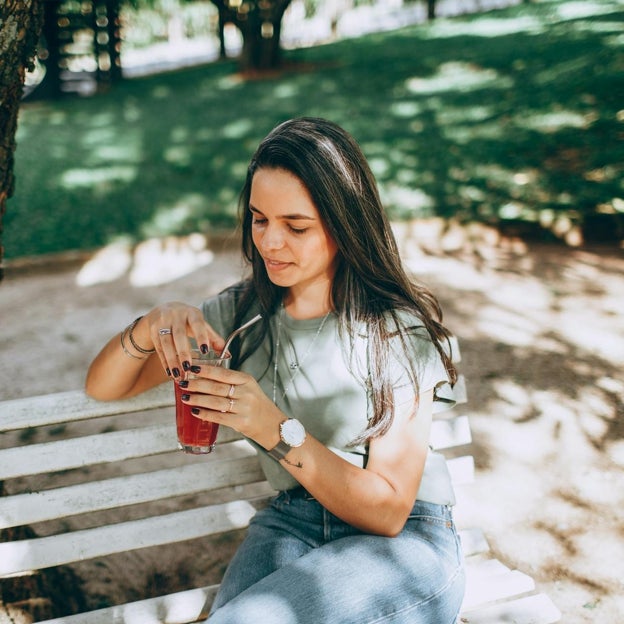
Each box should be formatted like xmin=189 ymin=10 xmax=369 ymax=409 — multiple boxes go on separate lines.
xmin=249 ymin=167 xmax=339 ymax=297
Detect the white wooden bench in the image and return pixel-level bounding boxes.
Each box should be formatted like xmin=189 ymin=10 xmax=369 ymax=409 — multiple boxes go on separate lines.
xmin=0 ymin=369 xmax=561 ymax=623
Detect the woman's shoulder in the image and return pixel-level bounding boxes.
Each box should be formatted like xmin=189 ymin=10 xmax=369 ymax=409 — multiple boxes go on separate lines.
xmin=200 ymin=280 xmax=255 ymax=328
xmin=384 ymin=308 xmax=429 ymax=337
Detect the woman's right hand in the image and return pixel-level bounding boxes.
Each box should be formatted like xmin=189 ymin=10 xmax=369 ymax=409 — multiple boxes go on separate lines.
xmin=85 ymin=302 xmax=226 ymax=401
xmin=138 ymin=302 xmax=226 ymax=379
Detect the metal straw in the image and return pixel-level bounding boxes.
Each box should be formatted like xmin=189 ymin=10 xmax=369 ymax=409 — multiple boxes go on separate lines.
xmin=219 ymin=314 xmax=262 ymax=361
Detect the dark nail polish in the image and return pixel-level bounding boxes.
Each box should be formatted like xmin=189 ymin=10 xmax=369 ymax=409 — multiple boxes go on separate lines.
xmin=166 ymin=368 xmax=171 ymax=377
xmin=178 ymin=380 xmax=189 ymax=388
xmin=200 ymin=344 xmax=209 ymax=354
xmin=172 ymin=368 xmax=180 ymax=378
xmin=190 ymin=365 xmax=201 ymax=374
xmin=181 ymin=394 xmax=190 ymax=401
xmin=191 ymin=407 xmax=200 ymax=415
xmin=183 ymin=361 xmax=191 ymax=371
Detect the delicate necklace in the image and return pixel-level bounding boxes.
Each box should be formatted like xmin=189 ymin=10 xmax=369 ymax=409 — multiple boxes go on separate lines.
xmin=272 ymin=304 xmax=332 ymax=404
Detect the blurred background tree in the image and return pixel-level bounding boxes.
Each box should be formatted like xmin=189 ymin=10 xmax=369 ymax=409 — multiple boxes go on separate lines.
xmin=0 ymin=0 xmax=44 ymax=281
xmin=28 ymin=0 xmax=305 ymax=98
xmin=209 ymin=0 xmax=294 ymax=71
xmin=6 ymin=0 xmax=623 ymax=265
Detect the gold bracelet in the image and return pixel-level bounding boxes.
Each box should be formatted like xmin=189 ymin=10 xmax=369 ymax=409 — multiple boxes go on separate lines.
xmin=120 ymin=327 xmax=147 ymax=360
xmin=127 ymin=316 xmax=155 ymax=355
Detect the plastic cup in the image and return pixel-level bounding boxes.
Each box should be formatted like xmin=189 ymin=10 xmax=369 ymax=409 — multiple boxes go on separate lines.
xmin=175 ymin=349 xmax=231 ymax=454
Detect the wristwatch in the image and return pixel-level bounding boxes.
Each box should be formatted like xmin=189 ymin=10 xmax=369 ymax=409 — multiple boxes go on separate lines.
xmin=267 ymin=418 xmax=306 ymax=461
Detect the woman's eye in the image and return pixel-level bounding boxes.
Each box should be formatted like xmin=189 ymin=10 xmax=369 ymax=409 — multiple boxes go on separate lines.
xmin=288 ymin=225 xmax=308 ymax=234
xmin=252 ymin=218 xmax=267 ymax=225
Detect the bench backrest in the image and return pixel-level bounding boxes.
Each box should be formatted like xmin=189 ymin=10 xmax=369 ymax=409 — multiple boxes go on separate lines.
xmin=0 ymin=375 xmax=470 ymax=579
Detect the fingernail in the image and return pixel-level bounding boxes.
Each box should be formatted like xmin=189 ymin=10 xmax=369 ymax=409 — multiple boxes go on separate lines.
xmin=178 ymin=380 xmax=189 ymax=388
xmin=190 ymin=365 xmax=201 ymax=374
xmin=172 ymin=368 xmax=180 ymax=378
xmin=191 ymin=407 xmax=200 ymax=415
xmin=182 ymin=361 xmax=191 ymax=371
xmin=181 ymin=394 xmax=190 ymax=401
xmin=166 ymin=368 xmax=171 ymax=377
xmin=200 ymin=344 xmax=209 ymax=354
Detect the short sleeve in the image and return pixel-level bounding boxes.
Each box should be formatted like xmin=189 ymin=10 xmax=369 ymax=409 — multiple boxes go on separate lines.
xmin=388 ymin=323 xmax=456 ymax=414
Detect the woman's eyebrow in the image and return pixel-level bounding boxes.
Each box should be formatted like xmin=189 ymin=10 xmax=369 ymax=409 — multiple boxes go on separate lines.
xmin=249 ymin=205 xmax=316 ymax=221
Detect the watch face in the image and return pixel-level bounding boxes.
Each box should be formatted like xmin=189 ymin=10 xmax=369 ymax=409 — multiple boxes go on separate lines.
xmin=281 ymin=419 xmax=306 ymax=447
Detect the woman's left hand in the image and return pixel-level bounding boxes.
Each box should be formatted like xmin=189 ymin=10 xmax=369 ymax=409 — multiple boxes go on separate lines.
xmin=179 ymin=364 xmax=282 ymax=449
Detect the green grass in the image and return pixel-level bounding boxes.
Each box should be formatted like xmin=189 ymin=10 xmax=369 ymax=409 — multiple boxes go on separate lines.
xmin=6 ymin=0 xmax=624 ymax=259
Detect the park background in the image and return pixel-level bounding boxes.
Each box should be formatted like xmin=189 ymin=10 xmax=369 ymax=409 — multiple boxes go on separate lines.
xmin=1 ymin=0 xmax=623 ymax=622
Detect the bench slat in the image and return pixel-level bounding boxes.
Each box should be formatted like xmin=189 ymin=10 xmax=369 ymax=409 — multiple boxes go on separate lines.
xmin=0 ymin=385 xmax=173 ymax=433
xmin=0 ymin=424 xmax=176 ymax=480
xmin=430 ymin=414 xmax=472 ymax=450
xmin=33 ymin=574 xmax=562 ymax=624
xmin=0 ymin=450 xmax=266 ymax=529
xmin=34 ymin=586 xmax=563 ymax=624
xmin=1 ymin=508 xmax=486 ymax=578
xmin=458 ymin=527 xmax=490 ymax=557
xmin=459 ymin=592 xmax=562 ymax=623
xmin=1 ymin=451 xmax=473 ymax=529
xmin=462 ymin=569 xmax=535 ymax=610
xmin=0 ymin=501 xmax=256 ymax=576
xmin=37 ymin=586 xmax=220 ymax=624
xmin=1 ymin=374 xmax=467 ymax=435
xmin=0 ymin=414 xmax=471 ymax=481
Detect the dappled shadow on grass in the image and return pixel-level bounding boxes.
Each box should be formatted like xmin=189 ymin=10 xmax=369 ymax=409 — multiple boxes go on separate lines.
xmin=6 ymin=0 xmax=623 ymax=260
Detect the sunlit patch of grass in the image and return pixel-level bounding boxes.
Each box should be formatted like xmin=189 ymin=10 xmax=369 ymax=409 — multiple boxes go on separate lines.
xmin=6 ymin=0 xmax=624 ymax=259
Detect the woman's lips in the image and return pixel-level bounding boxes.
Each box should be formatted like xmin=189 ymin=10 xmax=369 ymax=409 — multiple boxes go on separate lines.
xmin=265 ymin=258 xmax=292 ymax=271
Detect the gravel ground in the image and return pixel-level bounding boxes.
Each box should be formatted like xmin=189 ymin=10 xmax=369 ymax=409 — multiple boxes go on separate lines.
xmin=1 ymin=229 xmax=623 ymax=622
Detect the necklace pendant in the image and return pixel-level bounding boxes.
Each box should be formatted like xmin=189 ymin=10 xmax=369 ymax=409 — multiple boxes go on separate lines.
xmin=289 ymin=362 xmax=298 ymax=370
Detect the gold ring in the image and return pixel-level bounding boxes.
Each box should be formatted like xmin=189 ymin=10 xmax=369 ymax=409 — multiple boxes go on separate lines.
xmin=228 ymin=384 xmax=235 ymax=398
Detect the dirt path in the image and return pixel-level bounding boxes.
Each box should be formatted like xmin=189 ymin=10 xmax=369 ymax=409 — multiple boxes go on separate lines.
xmin=1 ymin=233 xmax=623 ymax=622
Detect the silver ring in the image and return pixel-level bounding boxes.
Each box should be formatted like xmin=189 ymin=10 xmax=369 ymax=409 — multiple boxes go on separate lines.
xmin=228 ymin=398 xmax=234 ymax=413
xmin=158 ymin=328 xmax=172 ymax=336
xmin=227 ymin=384 xmax=235 ymax=399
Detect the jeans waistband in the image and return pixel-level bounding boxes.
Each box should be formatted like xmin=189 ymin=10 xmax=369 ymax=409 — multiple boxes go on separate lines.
xmin=281 ymin=488 xmax=454 ymax=520
xmin=282 ymin=486 xmax=316 ymax=501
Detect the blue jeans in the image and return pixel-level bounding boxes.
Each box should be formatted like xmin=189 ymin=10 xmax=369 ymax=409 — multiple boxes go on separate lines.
xmin=208 ymin=489 xmax=465 ymax=623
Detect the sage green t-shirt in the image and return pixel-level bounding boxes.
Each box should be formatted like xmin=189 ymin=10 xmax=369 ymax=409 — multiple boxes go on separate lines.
xmin=201 ymin=287 xmax=457 ymax=505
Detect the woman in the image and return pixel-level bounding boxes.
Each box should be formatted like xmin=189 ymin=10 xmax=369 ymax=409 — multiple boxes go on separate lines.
xmin=86 ymin=117 xmax=465 ymax=623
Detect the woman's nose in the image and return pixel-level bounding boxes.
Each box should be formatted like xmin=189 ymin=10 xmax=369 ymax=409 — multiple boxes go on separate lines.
xmin=259 ymin=224 xmax=285 ymax=251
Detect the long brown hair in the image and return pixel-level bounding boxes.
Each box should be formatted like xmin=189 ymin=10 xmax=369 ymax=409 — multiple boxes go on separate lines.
xmin=228 ymin=117 xmax=456 ymax=443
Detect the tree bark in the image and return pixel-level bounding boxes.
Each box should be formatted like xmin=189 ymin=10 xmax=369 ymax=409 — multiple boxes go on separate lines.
xmin=427 ymin=0 xmax=437 ymax=21
xmin=209 ymin=0 xmax=292 ymax=71
xmin=0 ymin=0 xmax=44 ymax=281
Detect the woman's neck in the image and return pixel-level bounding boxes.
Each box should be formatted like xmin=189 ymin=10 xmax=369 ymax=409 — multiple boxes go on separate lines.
xmin=283 ymin=286 xmax=334 ymax=320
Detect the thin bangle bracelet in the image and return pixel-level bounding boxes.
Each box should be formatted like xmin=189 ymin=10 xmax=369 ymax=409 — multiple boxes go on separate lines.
xmin=127 ymin=316 xmax=156 ymax=355
xmin=120 ymin=327 xmax=147 ymax=360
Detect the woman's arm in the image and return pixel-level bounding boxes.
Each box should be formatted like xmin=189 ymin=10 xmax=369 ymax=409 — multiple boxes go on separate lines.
xmin=178 ymin=361 xmax=433 ymax=536
xmin=280 ymin=389 xmax=433 ymax=536
xmin=85 ymin=302 xmax=226 ymax=400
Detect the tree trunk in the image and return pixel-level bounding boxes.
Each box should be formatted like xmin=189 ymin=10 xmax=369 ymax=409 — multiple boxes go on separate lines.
xmin=239 ymin=16 xmax=282 ymax=71
xmin=105 ymin=0 xmax=123 ymax=83
xmin=0 ymin=0 xmax=45 ymax=282
xmin=217 ymin=8 xmax=228 ymax=59
xmin=427 ymin=0 xmax=437 ymax=21
xmin=41 ymin=0 xmax=63 ymax=98
xmin=209 ymin=0 xmax=292 ymax=72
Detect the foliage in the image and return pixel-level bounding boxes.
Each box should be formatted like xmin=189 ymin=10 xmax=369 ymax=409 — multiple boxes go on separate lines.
xmin=6 ymin=0 xmax=624 ymax=259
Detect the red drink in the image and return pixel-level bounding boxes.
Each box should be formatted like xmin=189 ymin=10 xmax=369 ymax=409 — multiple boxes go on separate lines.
xmin=173 ymin=350 xmax=230 ymax=454
xmin=175 ymin=382 xmax=219 ymax=454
